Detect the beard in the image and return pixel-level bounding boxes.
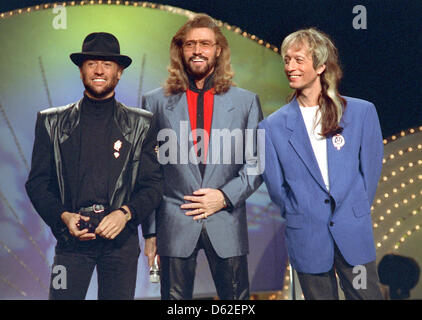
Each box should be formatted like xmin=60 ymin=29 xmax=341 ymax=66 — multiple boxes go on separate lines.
xmin=82 ymin=75 xmax=120 ymax=99
xmin=184 ymin=54 xmax=217 ymax=79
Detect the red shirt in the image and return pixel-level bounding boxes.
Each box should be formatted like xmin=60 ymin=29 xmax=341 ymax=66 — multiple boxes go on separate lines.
xmin=186 ymin=87 xmax=214 ymax=163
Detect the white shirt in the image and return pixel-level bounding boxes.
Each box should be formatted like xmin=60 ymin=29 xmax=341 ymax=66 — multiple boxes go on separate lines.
xmin=299 ymin=105 xmax=330 ymax=191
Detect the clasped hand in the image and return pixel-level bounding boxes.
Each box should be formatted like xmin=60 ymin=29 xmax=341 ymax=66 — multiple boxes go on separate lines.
xmin=61 ymin=208 xmax=129 ymax=241
xmin=181 ymin=188 xmax=226 ymax=220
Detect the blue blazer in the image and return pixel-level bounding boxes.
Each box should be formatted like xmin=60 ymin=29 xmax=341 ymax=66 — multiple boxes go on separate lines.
xmin=258 ymin=96 xmax=383 ymax=273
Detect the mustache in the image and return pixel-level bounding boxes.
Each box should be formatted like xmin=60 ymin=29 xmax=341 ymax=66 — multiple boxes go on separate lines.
xmin=189 ymin=55 xmax=208 ymax=62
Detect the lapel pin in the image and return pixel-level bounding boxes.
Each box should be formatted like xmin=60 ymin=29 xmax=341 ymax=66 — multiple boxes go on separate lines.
xmin=114 ymin=140 xmax=122 ymax=152
xmin=332 ymin=134 xmax=345 ymax=150
xmin=154 ymin=145 xmax=160 ymax=159
xmin=113 ymin=152 xmax=120 ymax=159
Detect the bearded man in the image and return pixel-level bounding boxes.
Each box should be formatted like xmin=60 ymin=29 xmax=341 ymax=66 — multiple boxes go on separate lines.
xmin=25 ymin=32 xmax=163 ymax=299
xmin=142 ymin=14 xmax=263 ymax=300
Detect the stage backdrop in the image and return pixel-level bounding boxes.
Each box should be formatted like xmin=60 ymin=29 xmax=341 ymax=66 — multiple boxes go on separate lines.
xmin=0 ymin=2 xmax=290 ymax=299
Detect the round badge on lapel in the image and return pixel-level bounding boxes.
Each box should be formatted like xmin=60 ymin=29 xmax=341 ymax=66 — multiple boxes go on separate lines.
xmin=332 ymin=134 xmax=345 ymax=150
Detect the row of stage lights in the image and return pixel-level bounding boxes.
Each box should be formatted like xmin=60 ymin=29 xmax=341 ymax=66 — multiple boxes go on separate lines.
xmin=382 ymin=126 xmax=422 ymax=146
xmin=382 ymin=144 xmax=422 ymax=166
xmin=372 ymin=166 xmax=422 ymax=209
xmin=371 ymin=159 xmax=422 ymax=213
xmin=371 ymin=127 xmax=421 ymax=213
xmin=391 ymin=223 xmax=421 ymax=251
xmin=373 ymin=191 xmax=422 ymax=227
xmin=375 ymin=215 xmax=421 ymax=251
xmin=373 ymin=192 xmax=421 ymax=251
xmin=374 ymin=204 xmax=421 ymax=233
xmin=372 ymin=127 xmax=421 ymax=252
xmin=0 ymin=1 xmax=281 ymax=54
xmin=378 ymin=126 xmax=422 ymax=220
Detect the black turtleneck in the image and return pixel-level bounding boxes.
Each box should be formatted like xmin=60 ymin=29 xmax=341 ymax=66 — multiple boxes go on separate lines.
xmin=76 ymin=94 xmax=115 ymax=209
xmin=187 ymin=72 xmax=215 ymax=92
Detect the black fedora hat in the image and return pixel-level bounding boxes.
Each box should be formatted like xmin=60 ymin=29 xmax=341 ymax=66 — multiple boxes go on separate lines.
xmin=70 ymin=32 xmax=132 ymax=68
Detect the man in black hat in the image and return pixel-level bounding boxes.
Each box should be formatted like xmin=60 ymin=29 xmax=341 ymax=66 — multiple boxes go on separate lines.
xmin=25 ymin=32 xmax=163 ymax=300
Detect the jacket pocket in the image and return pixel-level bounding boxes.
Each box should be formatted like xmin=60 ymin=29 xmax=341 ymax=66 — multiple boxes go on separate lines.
xmin=284 ymin=213 xmax=304 ymax=229
xmin=352 ymin=199 xmax=371 ymax=218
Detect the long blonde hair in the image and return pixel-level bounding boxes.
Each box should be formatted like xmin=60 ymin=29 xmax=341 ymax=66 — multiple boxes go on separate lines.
xmin=164 ymin=14 xmax=234 ymax=95
xmin=281 ymin=28 xmax=346 ymax=137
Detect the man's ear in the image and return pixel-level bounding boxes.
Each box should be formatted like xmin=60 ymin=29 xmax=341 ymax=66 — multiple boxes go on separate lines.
xmin=316 ymin=64 xmax=326 ymax=75
xmin=216 ymin=45 xmax=222 ymax=58
xmin=117 ymin=66 xmax=124 ymax=80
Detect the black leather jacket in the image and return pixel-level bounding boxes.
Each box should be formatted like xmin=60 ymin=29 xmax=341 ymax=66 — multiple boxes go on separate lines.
xmin=25 ymin=99 xmax=163 ymax=246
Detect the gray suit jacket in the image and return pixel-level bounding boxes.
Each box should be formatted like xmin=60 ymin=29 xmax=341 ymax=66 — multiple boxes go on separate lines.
xmin=142 ymin=86 xmax=263 ymax=258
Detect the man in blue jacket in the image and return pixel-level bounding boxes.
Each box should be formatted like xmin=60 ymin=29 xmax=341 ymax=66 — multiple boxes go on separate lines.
xmin=259 ymin=28 xmax=383 ymax=299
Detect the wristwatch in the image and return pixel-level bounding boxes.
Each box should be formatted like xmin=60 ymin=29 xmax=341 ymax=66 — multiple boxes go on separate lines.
xmin=218 ymin=189 xmax=233 ymax=211
xmin=117 ymin=207 xmax=131 ymax=221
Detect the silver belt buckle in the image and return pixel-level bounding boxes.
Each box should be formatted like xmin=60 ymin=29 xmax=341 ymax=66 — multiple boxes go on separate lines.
xmin=93 ymin=204 xmax=104 ymax=214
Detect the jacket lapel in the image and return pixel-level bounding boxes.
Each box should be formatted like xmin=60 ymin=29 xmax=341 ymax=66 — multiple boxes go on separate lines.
xmin=60 ymin=126 xmax=81 ymax=210
xmin=165 ymin=93 xmax=202 ymax=188
xmin=327 ymin=107 xmax=350 ymax=203
xmin=287 ymin=99 xmax=328 ymax=193
xmin=59 ymin=100 xmax=81 ymax=210
xmin=108 ymin=113 xmax=131 ymax=205
xmin=202 ymin=93 xmax=235 ymax=185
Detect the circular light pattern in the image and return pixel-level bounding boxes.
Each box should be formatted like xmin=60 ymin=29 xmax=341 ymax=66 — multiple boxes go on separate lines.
xmin=0 ymin=1 xmax=280 ymax=54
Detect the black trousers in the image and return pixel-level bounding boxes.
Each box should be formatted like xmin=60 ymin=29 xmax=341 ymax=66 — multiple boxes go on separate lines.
xmin=296 ymin=243 xmax=383 ymax=300
xmin=160 ymin=225 xmax=249 ymax=300
xmin=49 ymin=232 xmax=140 ymax=300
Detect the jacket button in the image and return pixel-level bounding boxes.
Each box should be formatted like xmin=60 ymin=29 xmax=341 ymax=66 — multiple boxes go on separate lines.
xmin=324 ymin=199 xmax=330 ymax=204
xmin=329 ymin=221 xmax=334 ymax=227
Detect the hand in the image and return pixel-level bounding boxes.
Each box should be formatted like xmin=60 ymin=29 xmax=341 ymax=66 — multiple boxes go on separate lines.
xmin=61 ymin=211 xmax=96 ymax=241
xmin=181 ymin=188 xmax=226 ymax=220
xmin=95 ymin=207 xmax=129 ymax=240
xmin=144 ymin=236 xmax=159 ymax=267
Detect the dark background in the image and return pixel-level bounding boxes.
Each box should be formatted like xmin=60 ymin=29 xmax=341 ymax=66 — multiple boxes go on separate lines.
xmin=1 ymin=0 xmax=421 ymax=137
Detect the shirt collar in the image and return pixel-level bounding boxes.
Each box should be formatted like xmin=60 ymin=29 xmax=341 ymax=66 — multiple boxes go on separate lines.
xmin=187 ymin=72 xmax=215 ymax=93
